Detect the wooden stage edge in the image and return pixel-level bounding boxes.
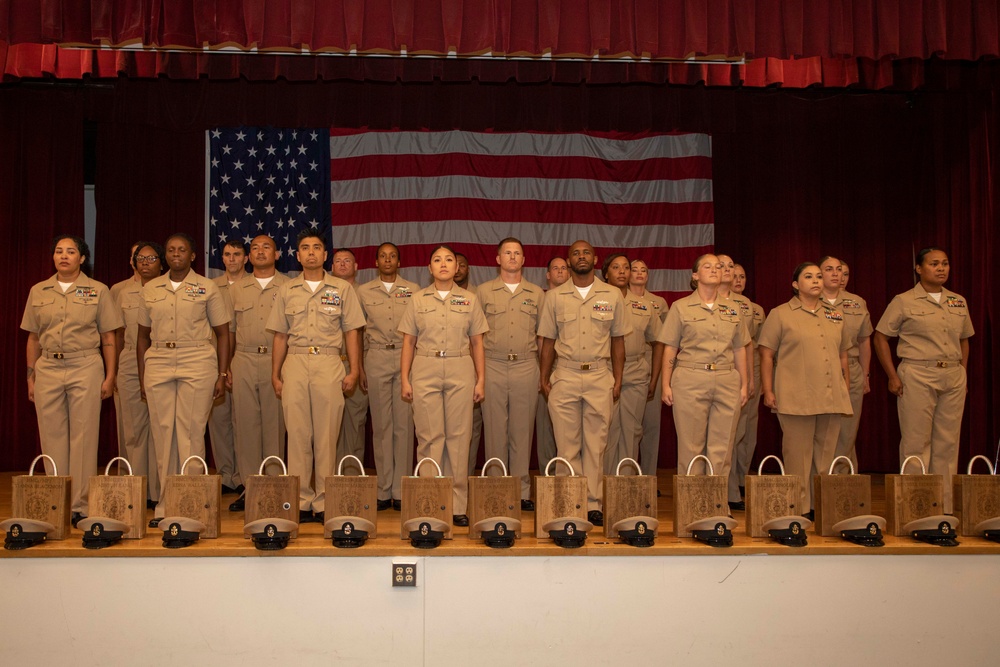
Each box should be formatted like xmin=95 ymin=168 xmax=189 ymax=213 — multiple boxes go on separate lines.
xmin=2 ymin=470 xmax=998 ymax=558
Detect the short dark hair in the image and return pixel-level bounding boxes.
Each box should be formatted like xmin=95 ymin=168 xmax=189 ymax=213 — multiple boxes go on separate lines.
xmin=429 ymin=244 xmax=457 ymax=262
xmin=497 ymin=237 xmax=523 ymax=253
xmin=165 ymin=232 xmax=197 ymax=254
xmin=915 ymin=247 xmax=945 ymax=266
xmin=132 ymin=241 xmax=165 ymax=273
xmin=601 ymin=253 xmax=630 ymax=281
xmin=377 ymin=242 xmax=400 ymax=259
xmin=791 ymin=262 xmax=820 ymax=296
xmin=51 ymin=235 xmax=93 ymax=277
xmin=547 ymin=256 xmax=567 ymax=271
xmin=296 ymin=228 xmax=327 ymax=249
xmin=223 ymin=239 xmax=248 ymax=253
xmin=333 ymin=248 xmax=356 ymax=259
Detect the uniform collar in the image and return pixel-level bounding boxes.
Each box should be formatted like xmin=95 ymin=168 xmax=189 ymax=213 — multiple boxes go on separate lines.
xmin=788 ymin=296 xmax=823 ymax=315
xmin=558 ymin=278 xmax=608 ymax=303
xmin=913 ymin=282 xmax=952 ymax=302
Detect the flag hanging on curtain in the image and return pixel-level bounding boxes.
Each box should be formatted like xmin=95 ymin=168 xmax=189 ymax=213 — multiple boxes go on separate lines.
xmin=209 ymin=127 xmax=713 ymax=302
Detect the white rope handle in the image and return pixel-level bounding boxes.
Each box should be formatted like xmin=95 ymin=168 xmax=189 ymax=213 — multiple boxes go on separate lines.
xmin=967 ymin=455 xmax=996 ymax=475
xmin=337 ymin=455 xmax=367 ymax=476
xmin=104 ymin=456 xmax=133 ymax=476
xmin=28 ymin=454 xmax=57 ymax=477
xmin=544 ymin=456 xmax=576 ymax=477
xmin=757 ymin=455 xmax=786 ymax=476
xmin=686 ymin=454 xmax=715 ymax=476
xmin=413 ymin=457 xmax=444 ymax=477
xmin=615 ymin=458 xmax=642 ymax=476
xmin=259 ymin=455 xmax=287 ymax=476
xmin=900 ymin=455 xmax=927 ymax=475
xmin=480 ymin=457 xmax=508 ymax=477
xmin=181 ymin=456 xmax=209 ymax=476
xmin=828 ymin=455 xmax=855 ymax=475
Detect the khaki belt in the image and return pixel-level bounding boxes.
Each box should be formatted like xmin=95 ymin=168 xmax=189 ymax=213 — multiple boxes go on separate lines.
xmin=675 ymin=361 xmax=733 ymax=371
xmin=485 ymin=351 xmax=533 ymax=362
xmin=905 ymin=359 xmax=961 ymax=369
xmin=555 ymin=359 xmax=606 ymax=371
xmin=44 ymin=349 xmax=100 ymax=360
xmin=368 ymin=343 xmax=397 ymax=350
xmin=152 ymin=341 xmax=208 ymax=349
xmin=236 ymin=345 xmax=270 ymax=354
xmin=625 ymin=354 xmax=644 ymax=362
xmin=416 ymin=349 xmax=471 ymax=358
xmin=288 ymin=346 xmax=341 ymax=356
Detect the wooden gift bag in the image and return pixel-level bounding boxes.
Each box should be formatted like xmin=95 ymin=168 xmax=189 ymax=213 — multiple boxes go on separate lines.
xmin=324 ymin=455 xmax=378 ymax=539
xmin=953 ymin=455 xmax=1000 ymax=536
xmin=244 ymin=455 xmax=300 ymax=538
xmin=468 ymin=457 xmax=520 ymax=539
xmin=885 ymin=455 xmax=944 ymax=536
xmin=161 ymin=455 xmax=222 ymax=538
xmin=400 ymin=458 xmax=453 ymax=540
xmin=534 ymin=457 xmax=587 ymax=538
xmin=88 ymin=457 xmax=146 ymax=539
xmin=745 ymin=455 xmax=801 ymax=537
xmin=673 ymin=455 xmax=728 ymax=538
xmin=813 ymin=455 xmax=872 ymax=536
xmin=11 ymin=454 xmax=71 ymax=540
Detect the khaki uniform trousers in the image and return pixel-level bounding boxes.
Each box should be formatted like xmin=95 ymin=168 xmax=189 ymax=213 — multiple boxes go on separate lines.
xmin=482 ymin=358 xmax=540 ymax=499
xmin=281 ymin=353 xmax=346 ymax=513
xmin=834 ymin=357 xmax=865 ymax=470
xmin=116 ymin=346 xmax=159 ymax=502
xmin=776 ymin=413 xmax=841 ymax=512
xmin=548 ymin=365 xmax=614 ymax=510
xmin=144 ymin=345 xmax=216 ymax=518
xmin=897 ymin=361 xmax=967 ymax=514
xmin=671 ymin=367 xmax=741 ymax=481
xmin=33 ymin=352 xmax=104 ymax=514
xmin=535 ymin=392 xmax=557 ymax=472
xmin=604 ymin=356 xmax=650 ymax=475
xmin=231 ymin=349 xmax=286 ymax=482
xmin=640 ymin=366 xmax=663 ymax=476
xmin=728 ymin=358 xmax=762 ymax=501
xmin=208 ymin=387 xmax=239 ymax=488
xmin=467 ymin=402 xmax=483 ymax=476
xmin=337 ymin=357 xmax=369 ymax=465
xmin=366 ymin=347 xmax=414 ymax=501
xmin=411 ymin=355 xmax=475 ymax=514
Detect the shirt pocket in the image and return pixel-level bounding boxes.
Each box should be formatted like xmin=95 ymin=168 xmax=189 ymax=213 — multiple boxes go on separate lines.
xmin=520 ymin=303 xmax=539 ymax=332
xmin=284 ymin=303 xmax=307 ymax=331
xmin=233 ymin=301 xmax=254 ymax=328
xmin=317 ymin=306 xmax=342 ymax=334
xmin=30 ymin=296 xmax=57 ymax=329
xmin=180 ymin=295 xmax=208 ymax=322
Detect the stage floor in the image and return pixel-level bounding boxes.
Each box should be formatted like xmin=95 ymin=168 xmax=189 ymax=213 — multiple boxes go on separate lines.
xmin=2 ymin=470 xmax=997 ymax=558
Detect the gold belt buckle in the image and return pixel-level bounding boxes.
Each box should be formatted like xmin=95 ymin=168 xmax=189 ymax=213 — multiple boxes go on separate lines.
xmin=507 ymin=353 xmax=518 ymax=361
xmin=936 ymin=361 xmax=950 ymax=368
xmin=340 ymin=355 xmax=348 ymax=361
xmin=434 ymin=350 xmax=447 ymax=358
xmin=257 ymin=346 xmax=268 ymax=353
xmin=53 ymin=352 xmax=64 ymax=359
xmin=166 ymin=342 xmax=177 ymax=349
xmin=705 ymin=363 xmax=717 ymax=370
xmin=308 ymin=346 xmax=321 ymax=355
xmin=580 ymin=362 xmax=591 ymax=370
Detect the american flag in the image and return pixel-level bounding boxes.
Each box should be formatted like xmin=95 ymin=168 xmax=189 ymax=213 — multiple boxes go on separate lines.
xmin=206 ymin=127 xmax=331 ymax=273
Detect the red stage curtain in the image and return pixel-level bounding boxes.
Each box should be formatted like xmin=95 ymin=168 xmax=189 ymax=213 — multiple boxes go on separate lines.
xmin=5 ymin=1 xmax=1000 ymax=60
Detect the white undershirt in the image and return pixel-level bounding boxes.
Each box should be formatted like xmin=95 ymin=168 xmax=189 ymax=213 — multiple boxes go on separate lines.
xmin=705 ymin=302 xmax=714 ymax=309
xmin=437 ymin=290 xmax=450 ymax=299
xmin=57 ymin=281 xmax=73 ymax=292
xmin=504 ymin=282 xmax=519 ymax=293
xmin=382 ymin=281 xmax=395 ymax=292
xmin=928 ymin=292 xmax=942 ymax=302
xmin=824 ymin=297 xmax=837 ymax=305
xmin=305 ymin=280 xmax=322 ymax=293
xmin=169 ymin=280 xmax=182 ymax=290
xmin=256 ymin=276 xmax=274 ymax=288
xmin=575 ymin=284 xmax=592 ymax=299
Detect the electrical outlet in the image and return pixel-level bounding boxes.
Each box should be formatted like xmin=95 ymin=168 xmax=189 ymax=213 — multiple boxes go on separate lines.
xmin=392 ymin=561 xmax=417 ymax=587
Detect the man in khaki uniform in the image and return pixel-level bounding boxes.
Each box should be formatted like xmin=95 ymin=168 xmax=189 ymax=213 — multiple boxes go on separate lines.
xmin=820 ymin=256 xmax=872 ymax=470
xmin=208 ymin=239 xmax=246 ymax=493
xmin=332 ymin=248 xmax=369 ymax=466
xmin=359 ymin=242 xmax=418 ymax=510
xmin=476 ymin=238 xmax=545 ymax=509
xmin=226 ymin=235 xmax=288 ymax=511
xmin=112 ymin=242 xmax=160 ymax=507
xmin=536 ymin=257 xmax=569 ymax=473
xmin=728 ymin=263 xmax=765 ymax=502
xmin=628 ymin=259 xmax=668 ymax=477
xmin=455 ymin=251 xmax=484 ymax=475
xmin=267 ymin=230 xmax=365 ymax=523
xmin=539 ymin=240 xmax=631 ymax=525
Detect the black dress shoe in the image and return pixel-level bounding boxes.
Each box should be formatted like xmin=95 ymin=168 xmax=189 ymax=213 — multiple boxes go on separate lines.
xmin=146 ymin=499 xmax=157 ymax=510
xmin=803 ymin=510 xmax=815 ymax=522
xmin=228 ymin=496 xmax=245 ymax=512
xmin=738 ymin=485 xmax=745 ymax=500
xmin=587 ymin=510 xmax=604 ymax=526
xmin=728 ymin=501 xmax=746 ymax=512
xmin=299 ymin=510 xmax=314 ymax=523
xmin=71 ymin=512 xmax=86 ymax=529
xmin=148 ymin=517 xmax=162 ymax=528
xmin=233 ymin=484 xmax=245 ymax=496
xmin=392 ymin=499 xmax=402 ymax=511
xmin=520 ymin=499 xmax=535 ymax=512
xmin=657 ymin=489 xmax=662 ymax=497
xmin=377 ymin=499 xmax=393 ymax=511
xmin=313 ymin=512 xmax=324 ymax=524
xmin=221 ymin=485 xmax=238 ymax=495
xmin=453 ymin=514 xmax=469 ymax=527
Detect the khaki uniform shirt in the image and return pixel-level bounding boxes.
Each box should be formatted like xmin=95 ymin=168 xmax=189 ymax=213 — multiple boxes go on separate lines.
xmin=397 ymin=285 xmax=489 ymax=352
xmin=824 ymin=290 xmax=873 ymax=359
xmin=875 ymin=284 xmax=974 ymax=361
xmin=537 ymin=280 xmax=632 ymax=361
xmin=229 ymin=272 xmax=290 ymax=348
xmin=137 ymin=272 xmax=230 ymax=340
xmin=655 ymin=292 xmax=749 ymax=365
xmin=22 ymin=275 xmax=123 ymax=350
xmin=623 ymin=292 xmax=661 ymax=357
xmin=758 ymin=297 xmax=853 ymax=416
xmin=476 ymin=277 xmax=545 ymax=357
xmin=640 ymin=291 xmax=668 ymax=324
xmin=728 ymin=293 xmax=756 ymax=342
xmin=359 ymin=277 xmax=419 ymax=350
xmin=111 ymin=278 xmax=143 ymax=348
xmin=266 ymin=273 xmax=366 ymax=348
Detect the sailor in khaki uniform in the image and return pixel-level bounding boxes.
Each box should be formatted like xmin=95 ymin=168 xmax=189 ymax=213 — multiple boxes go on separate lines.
xmin=727 ymin=263 xmax=765 ymax=502
xmin=112 ymin=242 xmax=163 ymax=507
xmin=22 ymin=235 xmax=122 ymax=522
xmin=359 ymin=242 xmax=418 ymax=510
xmin=759 ymin=262 xmax=853 ymax=515
xmin=400 ymin=245 xmax=488 ymax=526
xmin=455 ymin=252 xmax=484 ymax=476
xmin=136 ymin=233 xmax=231 ymax=525
xmin=602 ymin=255 xmax=662 ymax=475
xmin=819 ymin=256 xmax=873 ymax=470
xmin=332 ymin=248 xmax=369 ymax=466
xmin=539 ymin=241 xmax=631 ymax=525
xmin=873 ymin=248 xmax=973 ymax=514
xmin=657 ymin=254 xmax=749 ymax=497
xmin=629 ymin=259 xmax=668 ymax=477
xmin=226 ymin=235 xmax=288 ymax=510
xmin=536 ymin=257 xmax=569 ymax=472
xmin=476 ymin=238 xmax=544 ymax=508
xmin=267 ymin=230 xmax=365 ymax=523
xmin=207 ymin=240 xmax=246 ymax=493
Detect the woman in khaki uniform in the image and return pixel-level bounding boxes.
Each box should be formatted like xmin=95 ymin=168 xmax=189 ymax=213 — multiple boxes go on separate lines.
xmin=758 ymin=262 xmax=853 ymax=517
xmin=657 ymin=254 xmax=749 ymax=489
xmin=629 ymin=259 xmax=669 ymax=478
xmin=728 ymin=263 xmax=766 ymax=503
xmin=399 ymin=245 xmax=488 ymax=527
xmin=136 ymin=233 xmax=231 ymax=527
xmin=22 ymin=235 xmax=122 ymax=525
xmin=873 ymin=247 xmax=973 ymax=514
